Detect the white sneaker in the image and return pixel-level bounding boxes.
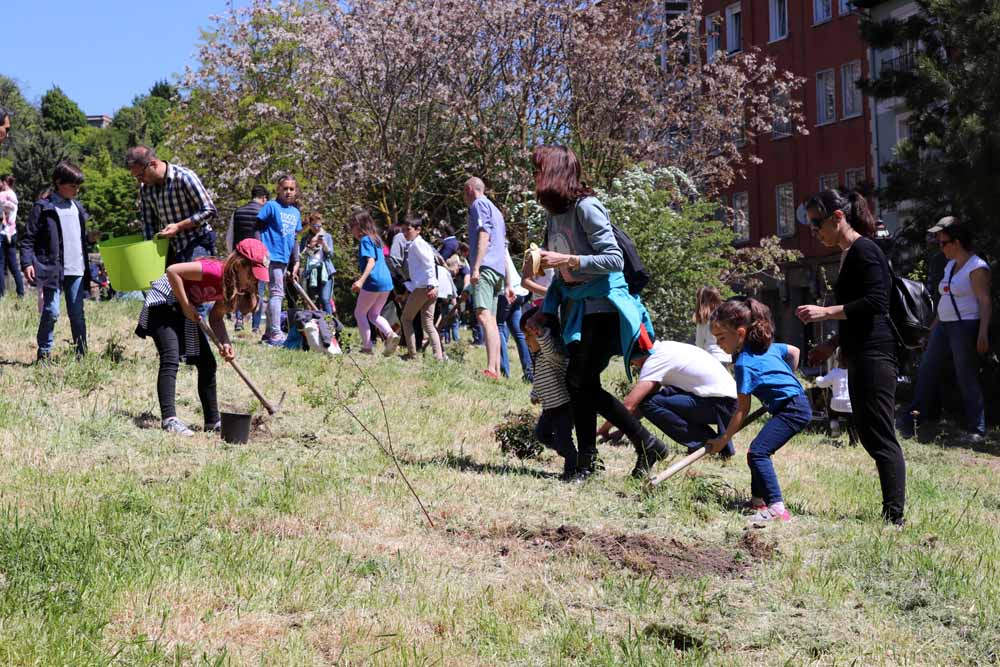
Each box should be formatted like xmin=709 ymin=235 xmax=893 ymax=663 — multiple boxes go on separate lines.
xmin=749 ymin=505 xmax=791 ymax=527
xmin=162 ymin=417 xmax=195 ymax=437
xmin=383 ymin=334 xmax=401 ymax=357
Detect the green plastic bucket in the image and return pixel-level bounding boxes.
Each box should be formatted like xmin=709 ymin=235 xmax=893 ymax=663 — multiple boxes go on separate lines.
xmin=98 ymin=235 xmax=170 ymax=292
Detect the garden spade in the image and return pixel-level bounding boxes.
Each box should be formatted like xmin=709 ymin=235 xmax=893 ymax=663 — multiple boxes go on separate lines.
xmin=197 ymin=317 xmax=283 ymax=415
xmin=645 ymin=405 xmax=768 ymax=488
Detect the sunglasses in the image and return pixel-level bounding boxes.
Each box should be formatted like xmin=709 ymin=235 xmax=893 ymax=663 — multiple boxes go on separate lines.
xmin=938 ymin=238 xmax=954 ymax=247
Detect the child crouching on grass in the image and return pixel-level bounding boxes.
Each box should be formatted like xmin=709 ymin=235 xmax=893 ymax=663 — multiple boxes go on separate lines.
xmin=522 ymin=305 xmax=576 ymax=481
xmin=135 ymin=239 xmax=270 ymax=437
xmin=706 ymin=298 xmax=811 ymax=526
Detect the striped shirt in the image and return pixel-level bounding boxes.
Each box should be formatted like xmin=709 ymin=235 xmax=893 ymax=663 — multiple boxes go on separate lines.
xmin=135 ymin=275 xmax=203 ymax=359
xmin=139 ymin=163 xmax=217 ymax=254
xmin=529 ymin=329 xmax=570 ymax=410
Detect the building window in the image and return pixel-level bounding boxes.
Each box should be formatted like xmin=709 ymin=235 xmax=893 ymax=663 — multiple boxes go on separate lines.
xmin=839 ymin=0 xmax=853 ymax=15
xmin=842 ymin=61 xmax=863 ymax=118
xmin=733 ymin=192 xmax=750 ymax=243
xmin=896 ymin=113 xmax=912 ymax=143
xmin=725 ymin=4 xmax=742 ymax=54
xmin=844 ymin=168 xmax=865 ymax=191
xmin=816 ymin=69 xmax=836 ymax=125
xmin=814 ymin=0 xmax=832 ymax=24
xmin=769 ymin=0 xmax=789 ymax=41
xmin=819 ymin=174 xmax=839 ymax=192
xmin=776 ymin=183 xmax=795 ymax=237
xmin=771 ymin=90 xmax=792 ymax=137
xmin=705 ymin=14 xmax=722 ymax=63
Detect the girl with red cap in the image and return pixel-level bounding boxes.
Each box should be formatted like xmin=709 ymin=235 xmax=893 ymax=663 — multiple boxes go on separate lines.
xmin=136 ymin=238 xmax=270 ymax=436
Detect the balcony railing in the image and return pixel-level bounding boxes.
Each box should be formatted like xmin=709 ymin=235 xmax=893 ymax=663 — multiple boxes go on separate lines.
xmin=881 ymin=52 xmax=917 ymax=75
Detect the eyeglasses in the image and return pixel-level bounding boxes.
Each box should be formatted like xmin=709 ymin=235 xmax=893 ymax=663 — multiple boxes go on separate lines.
xmin=809 ymin=214 xmax=831 ymax=228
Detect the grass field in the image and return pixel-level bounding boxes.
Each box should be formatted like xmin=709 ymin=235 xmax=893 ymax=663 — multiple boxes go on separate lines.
xmin=0 ymin=296 xmax=998 ymax=666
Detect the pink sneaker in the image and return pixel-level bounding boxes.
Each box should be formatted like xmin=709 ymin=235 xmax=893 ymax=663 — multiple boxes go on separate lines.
xmin=749 ymin=505 xmax=791 ymax=527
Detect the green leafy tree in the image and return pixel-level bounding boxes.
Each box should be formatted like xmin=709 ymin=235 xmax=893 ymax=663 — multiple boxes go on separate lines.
xmin=12 ymin=128 xmax=70 ymax=204
xmin=857 ymin=0 xmax=1000 ymax=267
xmin=79 ymin=149 xmax=139 ymax=238
xmin=0 ymin=76 xmax=42 ymax=163
xmin=40 ymin=86 xmax=87 ymax=134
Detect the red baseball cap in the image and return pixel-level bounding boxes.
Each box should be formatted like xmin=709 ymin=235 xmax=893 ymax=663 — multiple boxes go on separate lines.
xmin=235 ymin=238 xmax=270 ymax=282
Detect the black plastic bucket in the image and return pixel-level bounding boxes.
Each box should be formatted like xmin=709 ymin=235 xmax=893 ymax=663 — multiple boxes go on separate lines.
xmin=220 ymin=412 xmax=252 ymax=444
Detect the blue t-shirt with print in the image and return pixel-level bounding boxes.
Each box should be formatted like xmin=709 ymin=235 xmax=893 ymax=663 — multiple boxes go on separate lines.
xmin=358 ymin=235 xmax=393 ymax=292
xmin=734 ymin=343 xmax=804 ymax=412
xmin=257 ymin=200 xmax=302 ymax=264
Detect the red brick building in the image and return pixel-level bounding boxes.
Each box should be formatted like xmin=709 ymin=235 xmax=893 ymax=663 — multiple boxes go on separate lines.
xmin=700 ymin=0 xmax=873 ymax=348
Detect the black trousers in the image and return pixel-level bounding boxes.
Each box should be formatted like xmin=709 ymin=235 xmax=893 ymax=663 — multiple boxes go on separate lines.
xmin=148 ymin=307 xmax=220 ymax=425
xmin=534 ymin=403 xmax=575 ymax=460
xmin=848 ymin=349 xmax=906 ymax=523
xmin=566 ymin=312 xmax=649 ymax=461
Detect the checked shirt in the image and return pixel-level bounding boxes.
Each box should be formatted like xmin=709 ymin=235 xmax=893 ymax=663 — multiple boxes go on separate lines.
xmin=139 ymin=163 xmax=217 ymax=254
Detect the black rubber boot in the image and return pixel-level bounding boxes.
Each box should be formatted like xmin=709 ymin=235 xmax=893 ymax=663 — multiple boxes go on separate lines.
xmin=630 ymin=428 xmax=669 ymax=479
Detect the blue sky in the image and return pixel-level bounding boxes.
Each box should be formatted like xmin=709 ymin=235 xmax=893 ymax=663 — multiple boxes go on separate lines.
xmin=2 ymin=0 xmax=252 ymax=115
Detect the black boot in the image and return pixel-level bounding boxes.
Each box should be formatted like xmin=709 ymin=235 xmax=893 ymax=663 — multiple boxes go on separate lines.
xmin=560 ymin=451 xmax=578 ymax=482
xmin=570 ymin=452 xmax=602 ymax=484
xmin=630 ymin=427 xmax=669 ymax=479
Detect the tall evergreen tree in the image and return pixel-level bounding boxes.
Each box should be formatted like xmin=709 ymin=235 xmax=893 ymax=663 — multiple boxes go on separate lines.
xmin=857 ymin=0 xmax=1000 ymax=268
xmin=40 ymin=86 xmax=88 ymax=134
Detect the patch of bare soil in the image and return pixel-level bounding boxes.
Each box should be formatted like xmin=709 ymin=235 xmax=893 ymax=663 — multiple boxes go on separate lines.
xmin=475 ymin=524 xmax=773 ymax=580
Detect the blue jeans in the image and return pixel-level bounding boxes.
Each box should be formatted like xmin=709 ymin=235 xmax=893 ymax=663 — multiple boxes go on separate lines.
xmin=317 ymin=278 xmax=334 ymax=315
xmin=267 ymin=262 xmax=287 ymax=339
xmin=236 ymin=281 xmax=267 ymax=330
xmin=38 ymin=275 xmax=87 ymax=356
xmin=640 ymin=386 xmax=736 ymax=456
xmin=0 ymin=234 xmax=24 ymax=297
xmin=910 ymin=320 xmax=985 ymax=436
xmin=507 ymin=298 xmax=532 ymax=381
xmin=747 ymin=393 xmax=811 ymax=505
xmin=498 ymin=295 xmax=533 ymax=380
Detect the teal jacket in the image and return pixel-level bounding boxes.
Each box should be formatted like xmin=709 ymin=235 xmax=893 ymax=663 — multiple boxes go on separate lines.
xmin=541 ymin=271 xmax=655 ymax=380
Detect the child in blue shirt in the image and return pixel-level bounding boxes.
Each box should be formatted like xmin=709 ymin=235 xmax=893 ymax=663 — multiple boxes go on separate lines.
xmin=706 ymin=298 xmax=811 ymax=525
xmin=256 ymin=175 xmax=302 ymax=345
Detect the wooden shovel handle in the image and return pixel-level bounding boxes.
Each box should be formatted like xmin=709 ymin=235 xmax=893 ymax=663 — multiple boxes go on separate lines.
xmin=646 ymin=405 xmax=769 ymax=487
xmin=197 ymin=317 xmax=278 ymax=415
xmin=290 ymin=278 xmax=319 ymax=312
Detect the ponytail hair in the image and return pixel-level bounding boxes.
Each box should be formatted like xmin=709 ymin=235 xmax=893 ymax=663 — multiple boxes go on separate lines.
xmin=692 ymin=286 xmax=723 ymax=324
xmin=845 ymin=191 xmax=876 ymax=238
xmin=806 ymin=188 xmax=875 ymax=238
xmin=710 ymin=298 xmax=774 ymax=354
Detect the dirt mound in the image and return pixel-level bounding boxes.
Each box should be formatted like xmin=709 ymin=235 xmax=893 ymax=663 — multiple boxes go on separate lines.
xmin=490 ymin=524 xmax=768 ymax=580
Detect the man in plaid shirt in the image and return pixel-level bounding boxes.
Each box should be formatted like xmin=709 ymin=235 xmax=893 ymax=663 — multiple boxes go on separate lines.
xmin=126 ymin=146 xmax=217 ymax=265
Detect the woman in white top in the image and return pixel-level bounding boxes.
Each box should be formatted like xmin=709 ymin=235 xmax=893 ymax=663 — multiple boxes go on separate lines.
xmin=692 ymin=286 xmax=731 ymax=364
xmin=907 ymin=218 xmax=991 ymax=440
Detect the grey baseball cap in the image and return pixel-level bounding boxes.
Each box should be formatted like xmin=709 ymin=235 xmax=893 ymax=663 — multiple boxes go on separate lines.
xmin=928 ymin=216 xmax=959 ymax=233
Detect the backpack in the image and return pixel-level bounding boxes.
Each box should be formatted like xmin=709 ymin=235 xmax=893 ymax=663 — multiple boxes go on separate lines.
xmin=888 ymin=268 xmax=935 ymax=350
xmin=547 ymin=200 xmax=650 ymax=295
xmin=611 ymin=224 xmax=650 ymax=295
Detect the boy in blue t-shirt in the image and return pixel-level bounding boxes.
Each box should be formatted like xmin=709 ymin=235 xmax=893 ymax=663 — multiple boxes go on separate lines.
xmin=706 ymin=298 xmax=811 ymax=526
xmin=256 ymin=175 xmax=302 ymax=345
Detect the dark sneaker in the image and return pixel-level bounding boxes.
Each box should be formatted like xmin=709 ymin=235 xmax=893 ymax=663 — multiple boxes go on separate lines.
xmin=205 ymin=421 xmax=222 ymax=434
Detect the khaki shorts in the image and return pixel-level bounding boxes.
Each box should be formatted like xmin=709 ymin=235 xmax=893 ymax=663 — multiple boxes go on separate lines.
xmin=471 ymin=266 xmax=504 ymax=315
